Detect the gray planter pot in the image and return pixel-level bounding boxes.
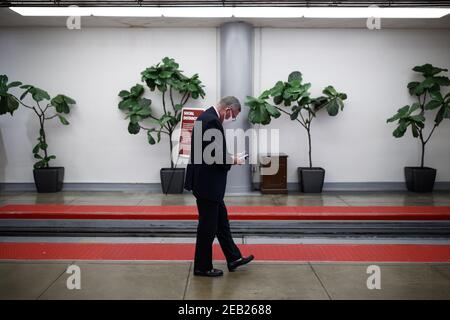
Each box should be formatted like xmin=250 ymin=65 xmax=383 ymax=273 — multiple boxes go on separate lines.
xmin=404 ymin=167 xmax=436 ymax=193
xmin=160 ymin=168 xmax=185 ymax=194
xmin=298 ymin=167 xmax=325 ymax=193
xmin=33 ymin=167 xmax=64 ymax=193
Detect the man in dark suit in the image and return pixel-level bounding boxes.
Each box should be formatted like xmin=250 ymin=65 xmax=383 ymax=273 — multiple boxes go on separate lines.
xmin=184 ymin=96 xmax=254 ymax=277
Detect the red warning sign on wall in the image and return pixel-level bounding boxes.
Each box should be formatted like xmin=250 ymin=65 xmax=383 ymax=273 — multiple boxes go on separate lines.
xmin=178 ymin=107 xmax=205 ymax=158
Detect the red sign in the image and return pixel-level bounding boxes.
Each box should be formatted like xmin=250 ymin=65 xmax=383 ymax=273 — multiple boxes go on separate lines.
xmin=178 ymin=107 xmax=205 ymax=157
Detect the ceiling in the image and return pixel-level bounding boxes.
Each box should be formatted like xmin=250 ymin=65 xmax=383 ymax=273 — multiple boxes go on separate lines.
xmin=2 ymin=1 xmax=450 ymax=7
xmin=1 ymin=1 xmax=450 ymax=28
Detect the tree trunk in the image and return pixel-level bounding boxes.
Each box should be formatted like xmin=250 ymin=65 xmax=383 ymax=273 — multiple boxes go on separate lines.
xmin=307 ymin=129 xmax=312 ymax=168
xmin=169 ymin=132 xmax=174 ymax=168
xmin=40 ymin=116 xmax=49 ymax=168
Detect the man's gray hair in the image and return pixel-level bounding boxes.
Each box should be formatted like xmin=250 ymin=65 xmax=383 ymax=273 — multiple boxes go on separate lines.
xmin=219 ymin=96 xmax=241 ymax=112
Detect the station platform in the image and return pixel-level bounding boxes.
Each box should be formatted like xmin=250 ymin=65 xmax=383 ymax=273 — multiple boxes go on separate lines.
xmin=1 ymin=237 xmax=450 ymax=300
xmin=1 ymin=191 xmax=450 ymax=299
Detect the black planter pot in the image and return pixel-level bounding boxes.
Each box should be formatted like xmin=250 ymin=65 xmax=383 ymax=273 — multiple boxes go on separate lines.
xmin=404 ymin=166 xmax=436 ymax=193
xmin=298 ymin=167 xmax=325 ymax=193
xmin=33 ymin=167 xmax=65 ymax=193
xmin=160 ymin=168 xmax=185 ymax=194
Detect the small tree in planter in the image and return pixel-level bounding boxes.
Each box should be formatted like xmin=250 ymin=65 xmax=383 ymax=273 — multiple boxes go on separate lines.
xmin=0 ymin=74 xmax=76 ymax=192
xmin=118 ymin=57 xmax=205 ymax=194
xmin=246 ymin=71 xmax=347 ymax=193
xmin=387 ymin=63 xmax=450 ymax=192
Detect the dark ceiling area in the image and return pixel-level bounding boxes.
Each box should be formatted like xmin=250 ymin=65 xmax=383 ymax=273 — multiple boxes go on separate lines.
xmin=2 ymin=1 xmax=450 ymax=8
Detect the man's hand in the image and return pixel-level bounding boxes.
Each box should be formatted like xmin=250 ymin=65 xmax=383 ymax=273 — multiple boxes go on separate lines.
xmin=232 ymin=152 xmax=247 ymax=165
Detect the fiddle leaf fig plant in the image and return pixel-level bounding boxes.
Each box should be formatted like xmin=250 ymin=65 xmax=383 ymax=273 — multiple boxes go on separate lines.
xmin=21 ymin=86 xmax=75 ymax=169
xmin=0 ymin=75 xmax=76 ymax=169
xmin=246 ymin=71 xmax=347 ymax=168
xmin=118 ymin=57 xmax=205 ymax=168
xmin=387 ymin=63 xmax=450 ymax=167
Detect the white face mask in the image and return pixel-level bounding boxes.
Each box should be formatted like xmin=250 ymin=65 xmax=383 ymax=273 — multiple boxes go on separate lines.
xmin=223 ymin=108 xmax=236 ymax=124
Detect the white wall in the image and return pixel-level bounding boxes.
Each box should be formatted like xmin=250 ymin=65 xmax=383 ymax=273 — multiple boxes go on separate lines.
xmin=0 ymin=27 xmax=218 ymax=183
xmin=255 ymin=28 xmax=450 ymax=183
xmin=1 ymin=27 xmax=449 ymax=185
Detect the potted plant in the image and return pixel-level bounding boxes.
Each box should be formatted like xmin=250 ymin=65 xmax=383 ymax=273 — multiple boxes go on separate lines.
xmin=387 ymin=63 xmax=450 ymax=192
xmin=245 ymin=71 xmax=347 ymax=193
xmin=1 ymin=74 xmax=76 ymax=192
xmin=118 ymin=57 xmax=205 ymax=194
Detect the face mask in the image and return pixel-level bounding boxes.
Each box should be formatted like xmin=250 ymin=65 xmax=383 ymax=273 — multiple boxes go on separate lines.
xmin=223 ymin=109 xmax=236 ymax=124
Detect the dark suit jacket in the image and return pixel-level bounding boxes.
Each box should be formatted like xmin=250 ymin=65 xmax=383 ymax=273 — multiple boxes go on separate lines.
xmin=184 ymin=107 xmax=232 ymax=202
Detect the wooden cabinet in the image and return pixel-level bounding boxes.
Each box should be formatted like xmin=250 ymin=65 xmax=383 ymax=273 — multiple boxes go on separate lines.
xmin=252 ymin=153 xmax=288 ymax=194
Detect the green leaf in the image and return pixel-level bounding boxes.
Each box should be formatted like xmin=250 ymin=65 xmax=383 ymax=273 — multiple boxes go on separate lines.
xmin=33 ymin=160 xmax=46 ymax=169
xmin=128 ymin=122 xmax=140 ymax=134
xmin=138 ymin=98 xmax=151 ymax=108
xmin=290 ymin=109 xmax=299 ymax=120
xmin=246 ymin=96 xmax=271 ymax=125
xmin=130 ymin=114 xmax=142 ymax=124
xmin=413 ymin=64 xmax=448 ymax=77
xmin=432 ymin=76 xmax=450 ymax=86
xmin=136 ymin=107 xmax=152 ymax=117
xmin=288 ymin=71 xmax=302 ymax=83
xmin=30 ymin=87 xmax=50 ymax=102
xmin=7 ymin=81 xmax=22 ymax=88
xmin=62 ymin=95 xmax=76 ymax=105
xmin=51 ymin=95 xmax=74 ymax=114
xmin=323 ymin=86 xmax=338 ymax=97
xmin=435 ymin=107 xmax=445 ymax=125
xmin=387 ymin=105 xmax=410 ymax=123
xmin=409 ymin=114 xmax=425 ymax=123
xmin=325 ymin=99 xmax=340 ymax=116
xmin=147 ymin=131 xmax=156 ymax=145
xmin=58 ymin=115 xmax=70 ymax=125
xmin=425 ymin=99 xmax=443 ymax=110
xmin=0 ymin=95 xmax=19 ymax=115
xmin=118 ymin=90 xmax=130 ymax=98
xmin=407 ymin=82 xmax=419 ymax=95
xmin=265 ymin=103 xmax=281 ymax=118
xmin=393 ymin=122 xmax=407 ymax=138
xmin=443 ymin=105 xmax=450 ymax=119
xmin=32 ymin=143 xmax=40 ymax=154
xmin=19 ymin=87 xmax=31 ymax=100
xmin=273 ymin=95 xmax=283 ymax=105
xmin=118 ymin=99 xmax=134 ymax=110
xmin=130 ymin=84 xmax=144 ymax=97
xmin=411 ymin=123 xmax=419 ymax=138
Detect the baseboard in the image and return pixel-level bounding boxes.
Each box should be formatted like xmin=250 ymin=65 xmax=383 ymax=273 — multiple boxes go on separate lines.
xmin=0 ymin=183 xmax=163 ymax=193
xmin=1 ymin=181 xmax=450 ymax=193
xmin=288 ymin=182 xmax=450 ymax=192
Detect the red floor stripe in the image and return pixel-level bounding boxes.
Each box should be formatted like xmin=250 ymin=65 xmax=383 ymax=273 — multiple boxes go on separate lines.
xmin=0 ymin=204 xmax=449 ymax=220
xmin=0 ymin=243 xmax=449 ymax=262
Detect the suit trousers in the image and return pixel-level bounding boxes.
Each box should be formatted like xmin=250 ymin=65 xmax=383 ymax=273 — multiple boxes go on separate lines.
xmin=194 ymin=198 xmax=242 ymax=271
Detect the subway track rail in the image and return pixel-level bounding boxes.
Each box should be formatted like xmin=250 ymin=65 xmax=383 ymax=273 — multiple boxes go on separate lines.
xmin=1 ymin=220 xmax=450 ymax=238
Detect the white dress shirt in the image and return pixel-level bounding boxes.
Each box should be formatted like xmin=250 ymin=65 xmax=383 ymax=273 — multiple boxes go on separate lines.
xmin=213 ymin=106 xmax=220 ymax=119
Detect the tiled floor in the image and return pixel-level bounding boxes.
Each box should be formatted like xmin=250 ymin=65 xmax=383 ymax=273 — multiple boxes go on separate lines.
xmin=1 ymin=191 xmax=449 ymax=300
xmin=1 ymin=191 xmax=450 ymax=206
xmin=0 ymin=261 xmax=449 ymax=300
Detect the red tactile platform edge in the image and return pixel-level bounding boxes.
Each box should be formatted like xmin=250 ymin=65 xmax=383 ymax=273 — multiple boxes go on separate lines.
xmin=1 ymin=243 xmax=449 ymax=262
xmin=0 ymin=204 xmax=450 ymax=220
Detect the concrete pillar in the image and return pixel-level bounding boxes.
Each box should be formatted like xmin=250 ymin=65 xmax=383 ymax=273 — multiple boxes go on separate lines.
xmin=219 ymin=22 xmax=253 ymax=194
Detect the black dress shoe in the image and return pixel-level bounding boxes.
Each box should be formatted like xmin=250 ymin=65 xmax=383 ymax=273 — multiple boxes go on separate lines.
xmin=228 ymin=255 xmax=254 ymax=272
xmin=193 ymin=268 xmax=224 ymax=277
